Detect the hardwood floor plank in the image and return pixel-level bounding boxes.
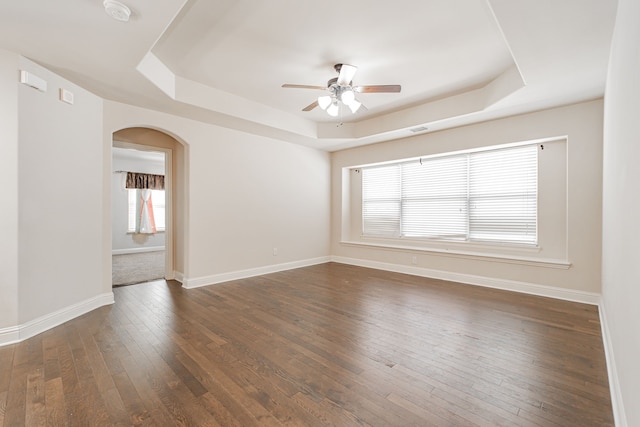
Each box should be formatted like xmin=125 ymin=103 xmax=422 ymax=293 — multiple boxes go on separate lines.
xmin=0 ymin=263 xmax=614 ymax=426
xmin=386 ymin=392 xmax=474 ymax=427
xmin=41 ymin=336 xmax=62 ymax=385
xmin=3 ymin=340 xmax=31 ymax=426
xmin=198 ymin=391 xmax=246 ymax=427
xmin=0 ymin=345 xmax=15 ymax=426
xmin=290 ymin=391 xmax=374 ymax=427
xmin=44 ymin=377 xmax=65 ymax=427
xmin=24 ymin=367 xmax=46 ymax=427
xmin=112 ymin=370 xmax=153 ymax=426
xmin=0 ymin=391 xmax=7 ymax=426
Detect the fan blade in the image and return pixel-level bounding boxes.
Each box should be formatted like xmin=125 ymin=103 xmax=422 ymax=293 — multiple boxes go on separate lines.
xmin=282 ymin=84 xmax=326 ymax=90
xmin=337 ymin=64 xmax=357 ymax=86
xmin=354 ymin=85 xmax=401 ymax=93
xmin=302 ymin=100 xmax=319 ymax=111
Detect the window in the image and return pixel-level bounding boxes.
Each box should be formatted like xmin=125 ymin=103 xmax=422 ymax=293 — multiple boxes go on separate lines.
xmin=362 ymin=144 xmax=537 ymax=244
xmin=127 ymin=189 xmax=166 ymax=232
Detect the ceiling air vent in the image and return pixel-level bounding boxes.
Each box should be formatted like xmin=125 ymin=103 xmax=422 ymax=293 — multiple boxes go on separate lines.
xmin=409 ymin=126 xmax=429 ymax=133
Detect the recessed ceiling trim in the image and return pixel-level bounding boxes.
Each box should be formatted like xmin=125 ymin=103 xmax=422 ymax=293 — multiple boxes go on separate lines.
xmin=318 ymin=64 xmax=524 ymax=141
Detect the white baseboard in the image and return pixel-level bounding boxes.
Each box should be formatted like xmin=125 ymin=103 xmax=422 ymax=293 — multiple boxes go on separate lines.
xmin=598 ymin=301 xmax=628 ymax=427
xmin=182 ymin=255 xmax=599 ymax=304
xmin=330 ymin=256 xmax=600 ymax=305
xmin=173 ymin=271 xmax=184 ymax=284
xmin=112 ymin=246 xmax=165 ymax=255
xmin=182 ymin=256 xmax=332 ymax=289
xmin=0 ymin=292 xmax=115 ymax=347
xmin=0 ymin=326 xmax=19 ymax=346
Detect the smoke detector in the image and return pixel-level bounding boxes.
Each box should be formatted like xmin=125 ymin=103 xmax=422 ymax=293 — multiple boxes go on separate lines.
xmin=103 ymin=0 xmax=131 ymax=22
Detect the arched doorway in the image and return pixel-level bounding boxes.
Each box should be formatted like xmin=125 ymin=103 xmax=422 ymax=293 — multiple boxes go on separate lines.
xmin=110 ymin=127 xmax=186 ymax=286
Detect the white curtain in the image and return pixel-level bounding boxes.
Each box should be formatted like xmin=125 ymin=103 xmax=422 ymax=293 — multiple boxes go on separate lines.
xmin=138 ymin=189 xmax=157 ymax=234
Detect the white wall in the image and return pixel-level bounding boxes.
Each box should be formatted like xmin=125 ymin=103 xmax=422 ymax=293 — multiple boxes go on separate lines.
xmin=602 ymin=0 xmax=640 ymax=424
xmin=17 ymin=57 xmax=109 ymax=324
xmin=104 ymin=101 xmax=331 ymax=285
xmin=111 ymin=147 xmax=166 ymax=252
xmin=0 ymin=50 xmax=19 ymax=333
xmin=332 ymin=100 xmax=603 ymax=298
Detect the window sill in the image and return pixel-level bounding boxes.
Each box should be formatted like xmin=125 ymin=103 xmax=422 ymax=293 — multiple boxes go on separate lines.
xmin=340 ymin=240 xmax=571 ymax=270
xmin=126 ymin=230 xmax=165 ymax=235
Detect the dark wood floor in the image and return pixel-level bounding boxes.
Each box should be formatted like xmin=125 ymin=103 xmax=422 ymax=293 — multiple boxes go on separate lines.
xmin=0 ymin=263 xmax=613 ymax=426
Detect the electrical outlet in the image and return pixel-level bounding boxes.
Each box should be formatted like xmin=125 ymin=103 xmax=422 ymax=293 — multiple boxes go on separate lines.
xmin=273 ymin=247 xmax=278 ymax=256
xmin=411 ymin=256 xmax=417 ymax=265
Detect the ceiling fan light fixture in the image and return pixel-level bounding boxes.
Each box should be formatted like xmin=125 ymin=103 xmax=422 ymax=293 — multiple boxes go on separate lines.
xmin=348 ymin=99 xmax=362 ymax=114
xmin=340 ymin=88 xmax=355 ymax=105
xmin=318 ymin=95 xmax=332 ymax=110
xmin=282 ymin=63 xmax=401 ymax=116
xmin=327 ymin=103 xmax=340 ymax=117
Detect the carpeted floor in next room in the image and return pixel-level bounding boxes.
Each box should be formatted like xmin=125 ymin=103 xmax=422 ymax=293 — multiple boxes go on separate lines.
xmin=112 ymin=250 xmax=165 ymax=286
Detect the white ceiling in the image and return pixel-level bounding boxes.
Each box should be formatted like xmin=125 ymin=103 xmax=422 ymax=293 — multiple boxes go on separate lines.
xmin=0 ymin=0 xmax=617 ymax=151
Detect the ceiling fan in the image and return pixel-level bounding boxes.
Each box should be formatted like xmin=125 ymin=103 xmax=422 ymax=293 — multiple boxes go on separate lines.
xmin=282 ymin=64 xmax=401 ymax=116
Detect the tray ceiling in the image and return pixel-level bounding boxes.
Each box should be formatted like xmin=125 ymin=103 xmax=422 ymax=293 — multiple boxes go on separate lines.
xmin=0 ymin=0 xmax=617 ymax=150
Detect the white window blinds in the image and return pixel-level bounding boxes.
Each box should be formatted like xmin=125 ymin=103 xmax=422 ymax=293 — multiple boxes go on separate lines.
xmin=362 ymin=144 xmax=538 ymax=244
xmin=468 ymin=146 xmax=537 ymax=243
xmin=362 ymin=165 xmax=401 ymax=237
xmin=401 ymin=155 xmax=468 ymax=239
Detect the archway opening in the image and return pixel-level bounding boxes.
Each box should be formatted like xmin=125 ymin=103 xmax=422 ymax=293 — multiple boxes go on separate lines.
xmin=110 ymin=127 xmax=187 ymax=286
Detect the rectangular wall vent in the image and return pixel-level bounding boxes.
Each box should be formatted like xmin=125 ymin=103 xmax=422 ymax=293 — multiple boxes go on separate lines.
xmin=19 ymin=70 xmax=48 ymax=92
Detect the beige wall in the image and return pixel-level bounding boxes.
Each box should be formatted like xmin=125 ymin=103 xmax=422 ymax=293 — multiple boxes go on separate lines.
xmin=331 ymin=100 xmax=603 ymax=296
xmin=602 ymin=0 xmax=640 ymax=424
xmin=104 ymin=101 xmax=331 ymax=285
xmin=17 ymin=56 xmax=106 ymax=323
xmin=0 ymin=50 xmax=19 ymax=331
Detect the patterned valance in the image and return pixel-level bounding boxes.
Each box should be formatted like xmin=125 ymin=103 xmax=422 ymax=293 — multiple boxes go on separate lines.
xmin=125 ymin=172 xmax=165 ymax=190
